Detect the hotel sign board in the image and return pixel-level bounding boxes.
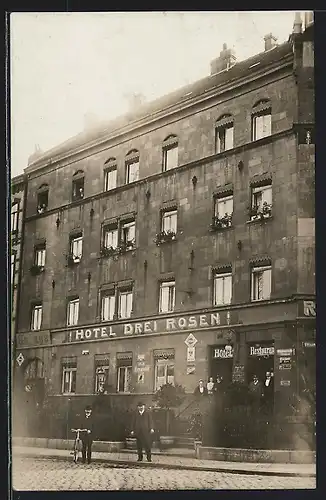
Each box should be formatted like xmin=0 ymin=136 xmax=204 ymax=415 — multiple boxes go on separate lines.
xmin=66 ymin=310 xmax=235 ymax=343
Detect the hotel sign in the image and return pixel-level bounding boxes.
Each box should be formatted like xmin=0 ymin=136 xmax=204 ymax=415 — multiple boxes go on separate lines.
xmin=68 ymin=310 xmax=234 ymax=343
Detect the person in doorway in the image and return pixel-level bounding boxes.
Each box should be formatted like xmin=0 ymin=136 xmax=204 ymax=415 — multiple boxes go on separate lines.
xmin=248 ymin=375 xmax=264 ymax=414
xmin=194 ymin=379 xmax=208 ymax=397
xmin=207 ymin=377 xmax=215 ymax=395
xmin=79 ymin=405 xmax=94 ymax=464
xmin=131 ymin=402 xmax=155 ymax=462
xmin=263 ymin=371 xmax=274 ymax=414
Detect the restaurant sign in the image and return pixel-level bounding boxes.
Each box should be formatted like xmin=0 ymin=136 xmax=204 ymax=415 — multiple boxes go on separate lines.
xmin=298 ymin=300 xmax=316 ymax=318
xmin=67 ymin=310 xmax=234 ymax=343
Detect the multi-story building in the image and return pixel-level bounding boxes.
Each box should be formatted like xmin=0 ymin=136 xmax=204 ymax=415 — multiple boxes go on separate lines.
xmin=13 ymin=14 xmax=315 ymax=433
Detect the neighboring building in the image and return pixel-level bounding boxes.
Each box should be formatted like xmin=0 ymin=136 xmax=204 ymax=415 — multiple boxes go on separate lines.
xmin=13 ymin=14 xmax=315 ymax=431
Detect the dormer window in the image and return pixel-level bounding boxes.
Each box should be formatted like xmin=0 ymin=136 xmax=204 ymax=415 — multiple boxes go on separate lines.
xmin=162 ymin=135 xmax=178 ymax=172
xmin=72 ymin=171 xmax=84 ymax=201
xmin=252 ymin=100 xmax=271 ymax=141
xmin=215 ymin=115 xmax=234 ymax=153
xmin=37 ymin=184 xmax=49 ymax=213
xmin=125 ymin=150 xmax=139 ymax=184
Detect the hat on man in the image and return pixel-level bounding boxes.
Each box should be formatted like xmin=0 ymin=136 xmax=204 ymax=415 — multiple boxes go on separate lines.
xmin=85 ymin=405 xmax=92 ymax=411
xmin=137 ymin=401 xmax=145 ymax=407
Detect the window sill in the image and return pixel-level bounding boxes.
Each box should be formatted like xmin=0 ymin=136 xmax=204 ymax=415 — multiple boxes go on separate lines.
xmin=251 ymin=297 xmax=271 ymax=303
xmin=156 ymin=238 xmax=177 ymax=246
xmin=209 ymin=225 xmax=233 ymax=232
xmin=247 ymin=215 xmax=273 ymax=225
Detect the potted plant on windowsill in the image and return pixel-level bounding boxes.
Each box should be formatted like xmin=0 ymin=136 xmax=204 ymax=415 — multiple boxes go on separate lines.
xmin=100 ymin=245 xmax=117 ymax=258
xmin=210 ymin=213 xmax=233 ymax=231
xmin=154 ymin=230 xmax=177 ymax=246
xmin=153 ymin=383 xmax=186 ymax=448
xmin=29 ymin=264 xmax=45 ymax=276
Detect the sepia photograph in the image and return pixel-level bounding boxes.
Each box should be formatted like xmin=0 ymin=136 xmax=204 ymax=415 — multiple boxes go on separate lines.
xmin=9 ymin=10 xmax=315 ymax=491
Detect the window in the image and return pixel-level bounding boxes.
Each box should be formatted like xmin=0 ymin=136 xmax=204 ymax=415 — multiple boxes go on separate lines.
xmin=154 ymin=350 xmax=175 ymax=390
xmin=159 ymin=281 xmax=175 ymax=313
xmin=163 ymin=144 xmax=178 ymax=171
xmin=94 ymin=355 xmax=110 ymax=394
xmin=61 ymin=359 xmax=77 ymax=394
xmin=67 ymin=298 xmax=79 ymax=326
xmin=118 ymin=288 xmax=133 ymax=319
xmin=126 ymin=160 xmax=139 ymax=184
xmin=35 ymin=244 xmax=46 ymax=267
xmin=11 ymin=203 xmax=19 ymax=233
xmin=37 ymin=185 xmax=49 ymax=213
xmin=70 ymin=235 xmax=83 ymax=262
xmin=252 ymin=101 xmax=271 ymax=140
xmin=251 ymin=184 xmax=272 ymax=220
xmin=213 ymin=195 xmax=233 ymax=228
xmin=251 ymin=265 xmax=272 ymax=301
xmin=213 ymin=271 xmax=232 ymax=306
xmin=101 ymin=291 xmax=115 ymax=321
xmin=31 ymin=304 xmax=42 ymax=331
xmin=215 ymin=115 xmax=234 ymax=153
xmin=121 ymin=220 xmax=136 ymax=248
xmin=162 ymin=210 xmax=177 ymax=233
xmin=72 ymin=171 xmax=84 ymax=201
xmin=117 ymin=355 xmax=133 ymax=393
xmin=104 ymin=167 xmax=117 ymax=191
xmin=11 ymin=252 xmax=16 ymax=285
xmin=103 ymin=226 xmax=118 ymax=250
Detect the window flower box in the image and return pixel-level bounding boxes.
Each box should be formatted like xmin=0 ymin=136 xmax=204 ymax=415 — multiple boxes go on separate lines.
xmin=29 ymin=264 xmax=45 ymax=276
xmin=67 ymin=255 xmax=80 ymax=267
xmin=249 ymin=202 xmax=272 ymax=221
xmin=116 ymin=241 xmax=136 ymax=255
xmin=154 ymin=230 xmax=177 ymax=246
xmin=210 ymin=213 xmax=233 ymax=231
xmin=100 ymin=246 xmax=117 ymax=258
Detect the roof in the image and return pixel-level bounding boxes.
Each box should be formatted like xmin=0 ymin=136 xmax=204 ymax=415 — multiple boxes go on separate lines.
xmin=27 ymin=41 xmax=293 ymax=169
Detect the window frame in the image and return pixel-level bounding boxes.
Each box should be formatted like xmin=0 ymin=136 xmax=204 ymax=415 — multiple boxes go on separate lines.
xmin=213 ymin=271 xmax=232 ymax=306
xmin=252 ymin=108 xmax=272 ymax=141
xmin=104 ymin=166 xmax=117 ymax=191
xmin=11 ymin=251 xmax=16 ymax=286
xmin=72 ymin=172 xmax=85 ymax=201
xmin=67 ymin=298 xmax=80 ymax=326
xmin=94 ymin=363 xmax=110 ymax=394
xmin=154 ymin=357 xmax=175 ymax=391
xmin=251 ymin=265 xmax=272 ymax=302
xmin=11 ymin=202 xmax=19 ymax=233
xmin=250 ymin=183 xmax=272 ymax=220
xmin=70 ymin=235 xmax=83 ymax=263
xmin=61 ymin=365 xmax=77 ymax=394
xmin=215 ymin=123 xmax=234 ymax=153
xmin=100 ymin=291 xmax=116 ymax=322
xmin=120 ymin=220 xmax=136 ymax=248
xmin=163 ymin=143 xmax=179 ymax=172
xmin=126 ymin=159 xmax=140 ymax=184
xmin=103 ymin=225 xmax=118 ymax=250
xmin=35 ymin=244 xmax=46 ymax=267
xmin=159 ymin=280 xmax=176 ymax=313
xmin=117 ymin=364 xmax=132 ymax=393
xmin=118 ymin=288 xmax=133 ymax=319
xmin=31 ymin=304 xmax=43 ymax=331
xmin=161 ymin=209 xmax=177 ymax=234
xmin=37 ymin=188 xmax=49 ymax=213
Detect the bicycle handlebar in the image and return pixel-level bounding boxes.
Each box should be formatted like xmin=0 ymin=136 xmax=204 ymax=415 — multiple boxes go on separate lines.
xmin=71 ymin=428 xmax=88 ymax=432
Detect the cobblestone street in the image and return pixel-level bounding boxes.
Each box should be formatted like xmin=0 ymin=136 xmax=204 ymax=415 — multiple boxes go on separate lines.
xmin=12 ymin=457 xmax=316 ymax=491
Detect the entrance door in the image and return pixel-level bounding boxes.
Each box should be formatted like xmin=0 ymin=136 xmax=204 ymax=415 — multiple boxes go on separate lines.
xmin=247 ymin=342 xmax=275 ymax=414
xmin=209 ymin=345 xmax=234 ymax=385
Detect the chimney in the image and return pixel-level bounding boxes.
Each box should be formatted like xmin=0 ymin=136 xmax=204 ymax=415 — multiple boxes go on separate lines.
xmin=264 ymin=33 xmax=278 ymax=51
xmin=210 ymin=43 xmax=236 ymax=75
xmin=293 ymin=12 xmax=303 ymax=34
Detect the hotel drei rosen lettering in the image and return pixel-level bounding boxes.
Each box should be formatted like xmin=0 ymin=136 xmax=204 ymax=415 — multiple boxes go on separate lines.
xmin=68 ymin=311 xmax=233 ymax=343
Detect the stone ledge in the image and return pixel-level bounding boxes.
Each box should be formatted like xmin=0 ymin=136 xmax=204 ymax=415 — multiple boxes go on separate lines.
xmin=196 ymin=445 xmax=316 ymax=464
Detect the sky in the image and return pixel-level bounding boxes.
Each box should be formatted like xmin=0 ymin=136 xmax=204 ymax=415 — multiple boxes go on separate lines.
xmin=10 ymin=11 xmax=303 ymax=178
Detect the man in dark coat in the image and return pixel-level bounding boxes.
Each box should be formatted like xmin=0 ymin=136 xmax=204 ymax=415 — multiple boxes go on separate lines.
xmin=131 ymin=402 xmax=155 ymax=462
xmin=194 ymin=379 xmax=208 ymax=397
xmin=79 ymin=405 xmax=94 ymax=464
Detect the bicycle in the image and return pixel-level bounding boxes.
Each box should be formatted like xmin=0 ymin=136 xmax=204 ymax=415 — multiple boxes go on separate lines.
xmin=70 ymin=428 xmax=87 ymax=463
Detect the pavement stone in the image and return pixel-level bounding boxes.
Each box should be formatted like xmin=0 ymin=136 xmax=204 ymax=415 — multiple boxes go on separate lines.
xmin=12 ymin=446 xmax=316 ymax=477
xmin=12 ymin=456 xmax=316 ymax=491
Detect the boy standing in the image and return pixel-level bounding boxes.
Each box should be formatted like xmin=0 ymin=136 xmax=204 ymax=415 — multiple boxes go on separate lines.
xmin=80 ymin=405 xmax=94 ymax=464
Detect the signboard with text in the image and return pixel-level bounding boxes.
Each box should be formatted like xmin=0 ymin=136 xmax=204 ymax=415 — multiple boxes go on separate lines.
xmin=16 ymin=331 xmax=51 ymax=348
xmin=298 ymin=300 xmax=316 ymax=318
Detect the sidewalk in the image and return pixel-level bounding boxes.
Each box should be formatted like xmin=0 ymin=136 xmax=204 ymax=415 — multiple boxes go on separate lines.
xmin=12 ymin=446 xmax=316 ymax=477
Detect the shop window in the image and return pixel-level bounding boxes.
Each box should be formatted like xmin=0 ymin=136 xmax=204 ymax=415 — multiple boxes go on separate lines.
xmin=69 ymin=234 xmax=83 ymax=264
xmin=215 ymin=115 xmax=234 ymax=153
xmin=104 ymin=158 xmax=117 ymax=191
xmin=37 ymin=185 xmax=49 ymax=213
xmin=154 ymin=349 xmax=175 ymax=390
xmin=117 ymin=354 xmax=133 ymax=393
xmin=159 ymin=280 xmax=175 ymax=313
xmin=31 ymin=304 xmax=42 ymax=331
xmin=213 ymin=270 xmax=232 ymax=306
xmin=162 ymin=135 xmax=178 ymax=171
xmin=250 ymin=183 xmax=272 ymax=220
xmin=118 ymin=287 xmax=133 ymax=319
xmin=67 ymin=298 xmax=79 ymax=326
xmin=212 ymin=194 xmax=233 ymax=229
xmin=11 ymin=202 xmax=19 ymax=233
xmin=72 ymin=171 xmax=84 ymax=201
xmin=252 ymin=100 xmax=271 ymax=141
xmin=101 ymin=290 xmax=116 ymax=321
xmin=61 ymin=358 xmax=77 ymax=394
xmin=94 ymin=355 xmax=110 ymax=394
xmin=251 ymin=265 xmax=271 ymax=301
xmin=126 ymin=150 xmax=140 ymax=184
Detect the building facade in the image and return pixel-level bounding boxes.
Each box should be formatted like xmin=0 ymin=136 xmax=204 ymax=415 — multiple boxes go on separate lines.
xmin=13 ymin=16 xmax=315 ymax=430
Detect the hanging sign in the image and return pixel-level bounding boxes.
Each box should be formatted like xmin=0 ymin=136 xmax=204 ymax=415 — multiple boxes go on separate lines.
xmin=232 ymin=364 xmax=245 ymax=383
xmin=213 ymin=346 xmax=233 ymax=359
xmin=187 ymin=347 xmax=196 ymax=362
xmin=184 ymin=333 xmax=198 ymax=348
xmin=16 ymin=352 xmax=25 ymax=366
xmin=186 ymin=366 xmax=196 ymax=375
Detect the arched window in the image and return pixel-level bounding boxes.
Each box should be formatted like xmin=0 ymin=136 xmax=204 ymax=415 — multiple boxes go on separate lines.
xmin=162 ymin=135 xmax=178 ymax=172
xmin=72 ymin=170 xmax=84 ymax=201
xmin=215 ymin=114 xmax=234 ymax=153
xmin=104 ymin=157 xmax=117 ymax=191
xmin=37 ymin=183 xmax=49 ymax=214
xmin=252 ymin=99 xmax=271 ymax=141
xmin=125 ymin=150 xmax=140 ymax=184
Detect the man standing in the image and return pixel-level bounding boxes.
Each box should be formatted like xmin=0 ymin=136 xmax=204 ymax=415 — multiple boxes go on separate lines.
xmin=248 ymin=375 xmax=264 ymax=414
xmin=131 ymin=402 xmax=155 ymax=462
xmin=80 ymin=405 xmax=94 ymax=464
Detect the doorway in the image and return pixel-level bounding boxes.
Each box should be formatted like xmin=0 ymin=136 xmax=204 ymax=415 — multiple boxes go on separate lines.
xmin=209 ymin=345 xmax=234 ymax=386
xmin=247 ymin=342 xmax=275 ymax=414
